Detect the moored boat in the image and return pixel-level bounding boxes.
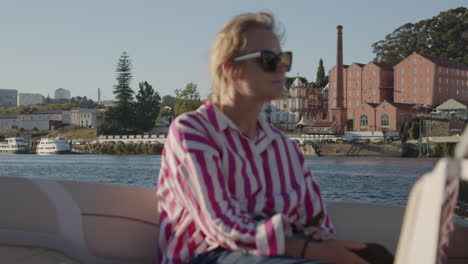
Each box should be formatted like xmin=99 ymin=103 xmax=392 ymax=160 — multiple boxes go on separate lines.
xmin=0 ymin=137 xmax=29 ymax=154
xmin=36 ymin=137 xmax=71 ymax=155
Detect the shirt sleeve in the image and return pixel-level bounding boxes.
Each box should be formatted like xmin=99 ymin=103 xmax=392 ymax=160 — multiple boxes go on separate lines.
xmin=294 ymin=143 xmax=335 ymax=235
xmin=164 ymin=115 xmax=288 ymax=256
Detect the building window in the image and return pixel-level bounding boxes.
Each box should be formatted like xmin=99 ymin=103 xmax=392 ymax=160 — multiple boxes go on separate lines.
xmin=360 ymin=115 xmax=368 ymax=131
xmin=348 ymin=81 xmax=352 ymax=86
xmin=372 ymin=80 xmax=376 ymax=86
xmin=381 ymin=114 xmax=389 ymax=130
xmin=413 ymin=68 xmax=417 ymax=74
xmin=413 ymin=98 xmax=417 ymax=103
xmin=400 ymin=68 xmax=405 ymax=74
xmin=426 ymin=77 xmax=429 ymax=83
xmin=426 ymin=67 xmax=430 ymax=73
xmin=413 ymin=77 xmax=417 ymax=84
xmin=356 ymin=90 xmax=360 ymax=96
xmin=348 ymin=90 xmax=351 ymax=96
xmin=457 ymin=89 xmax=459 ymax=95
xmin=425 ymin=97 xmax=429 ymax=104
xmin=425 ymin=87 xmax=430 ymax=93
xmin=400 ymin=98 xmax=405 ymax=103
xmin=401 ymin=78 xmax=404 ymax=84
xmin=364 ymin=71 xmax=367 ymax=77
xmin=413 ymin=88 xmax=417 ymax=94
xmin=372 ymin=89 xmax=376 ymax=95
xmin=439 ymin=87 xmax=442 ymax=93
xmin=348 ymin=100 xmax=352 ymax=107
xmin=357 ymin=72 xmax=360 ymax=77
xmin=348 ymin=71 xmax=352 ymax=77
xmin=412 ymin=58 xmax=417 ymax=64
xmin=356 ymin=100 xmax=360 ymax=107
xmin=446 ymin=68 xmax=448 ymax=74
xmin=401 ymin=88 xmax=405 ymax=93
xmin=372 ymin=70 xmax=376 ymax=76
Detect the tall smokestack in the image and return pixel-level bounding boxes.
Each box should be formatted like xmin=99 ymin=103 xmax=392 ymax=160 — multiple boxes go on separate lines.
xmin=336 ymin=25 xmax=343 ymax=108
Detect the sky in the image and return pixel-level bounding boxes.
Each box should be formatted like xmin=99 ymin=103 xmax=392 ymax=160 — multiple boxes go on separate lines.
xmin=0 ymin=0 xmax=465 ymax=101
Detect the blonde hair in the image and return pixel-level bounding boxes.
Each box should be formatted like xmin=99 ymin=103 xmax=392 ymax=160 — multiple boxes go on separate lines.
xmin=209 ymin=12 xmax=284 ymax=103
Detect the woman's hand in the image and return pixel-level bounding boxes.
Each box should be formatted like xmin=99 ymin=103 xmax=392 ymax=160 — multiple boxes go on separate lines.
xmin=305 ymin=240 xmax=369 ymax=264
xmin=293 ymin=223 xmax=332 ymax=241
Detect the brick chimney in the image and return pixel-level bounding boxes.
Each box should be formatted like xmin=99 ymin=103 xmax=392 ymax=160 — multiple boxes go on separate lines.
xmin=336 ymin=25 xmax=343 ymax=108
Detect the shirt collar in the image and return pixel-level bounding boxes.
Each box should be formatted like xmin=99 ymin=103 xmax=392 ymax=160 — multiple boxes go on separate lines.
xmin=198 ymin=100 xmax=276 ymax=140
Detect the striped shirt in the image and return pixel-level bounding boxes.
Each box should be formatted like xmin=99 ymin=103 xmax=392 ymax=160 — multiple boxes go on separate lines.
xmin=156 ymin=100 xmax=334 ymax=264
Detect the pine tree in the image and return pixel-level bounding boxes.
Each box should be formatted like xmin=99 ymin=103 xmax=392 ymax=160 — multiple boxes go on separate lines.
xmin=315 ymin=59 xmax=327 ymax=88
xmin=113 ymin=51 xmax=135 ymax=133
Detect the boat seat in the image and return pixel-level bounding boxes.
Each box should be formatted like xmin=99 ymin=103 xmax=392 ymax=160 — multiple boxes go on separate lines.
xmin=0 ymin=177 xmax=159 ymax=264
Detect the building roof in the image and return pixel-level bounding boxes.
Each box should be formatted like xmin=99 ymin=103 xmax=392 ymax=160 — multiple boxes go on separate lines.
xmin=383 ymin=101 xmax=431 ymax=112
xmin=372 ymin=62 xmax=394 ymax=70
xmin=436 ymin=99 xmax=467 ymax=111
xmin=419 ymin=54 xmax=468 ymax=70
xmin=310 ymin=121 xmax=336 ymax=127
xmin=291 ymin=77 xmax=303 ymax=87
xmin=296 ymin=116 xmax=312 ymax=126
xmin=366 ymin=103 xmax=380 ymax=108
xmin=350 ymin=63 xmax=366 ymax=68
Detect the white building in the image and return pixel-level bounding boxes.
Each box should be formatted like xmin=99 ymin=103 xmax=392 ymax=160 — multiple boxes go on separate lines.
xmin=0 ymin=115 xmax=19 ymax=132
xmin=261 ymin=78 xmax=310 ymax=130
xmin=70 ymin=109 xmax=102 ymax=128
xmin=55 ymin=88 xmax=71 ymax=100
xmin=433 ymin=99 xmax=467 ymax=120
xmin=18 ymin=93 xmax=44 ymax=106
xmin=17 ymin=112 xmax=63 ymax=131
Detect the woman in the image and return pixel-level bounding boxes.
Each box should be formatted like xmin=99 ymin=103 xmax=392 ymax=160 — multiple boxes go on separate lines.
xmin=156 ymin=12 xmax=368 ymax=264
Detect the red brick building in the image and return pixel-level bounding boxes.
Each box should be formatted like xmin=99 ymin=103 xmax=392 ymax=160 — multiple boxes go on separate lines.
xmin=394 ymin=52 xmax=468 ymax=106
xmin=354 ymin=101 xmax=428 ymax=132
xmin=329 ymin=62 xmax=394 ymax=125
xmin=328 ymin=27 xmax=468 ymax=133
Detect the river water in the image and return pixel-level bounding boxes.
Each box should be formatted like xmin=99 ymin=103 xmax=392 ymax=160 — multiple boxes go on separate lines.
xmin=0 ymin=154 xmax=438 ymax=208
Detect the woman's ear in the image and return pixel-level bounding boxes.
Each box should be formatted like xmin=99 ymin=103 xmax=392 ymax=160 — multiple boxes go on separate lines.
xmin=222 ymin=62 xmax=241 ymax=82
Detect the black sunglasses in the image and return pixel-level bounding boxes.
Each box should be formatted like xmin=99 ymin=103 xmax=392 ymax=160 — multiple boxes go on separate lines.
xmin=233 ymin=50 xmax=292 ymax=72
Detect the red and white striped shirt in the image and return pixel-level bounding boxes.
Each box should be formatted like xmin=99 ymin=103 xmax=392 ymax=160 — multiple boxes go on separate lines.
xmin=156 ymin=100 xmax=334 ymax=264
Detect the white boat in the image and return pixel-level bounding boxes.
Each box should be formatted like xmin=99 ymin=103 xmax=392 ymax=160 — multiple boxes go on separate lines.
xmin=0 ymin=137 xmax=29 ymax=154
xmin=36 ymin=137 xmax=71 ymax=155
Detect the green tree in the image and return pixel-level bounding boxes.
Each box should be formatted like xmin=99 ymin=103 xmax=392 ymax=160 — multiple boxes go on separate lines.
xmin=315 ymin=59 xmax=329 ymax=88
xmin=174 ymin=82 xmax=202 ymax=116
xmin=113 ymin=51 xmax=135 ymax=133
xmin=372 ymin=7 xmax=468 ymax=66
xmin=135 ymin=81 xmax=161 ymax=133
xmin=161 ymin=95 xmax=176 ymax=109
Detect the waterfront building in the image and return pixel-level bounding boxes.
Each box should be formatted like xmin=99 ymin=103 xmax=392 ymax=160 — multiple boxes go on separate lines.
xmin=54 ymin=88 xmax=71 ymax=100
xmin=0 ymin=115 xmax=19 ymax=132
xmin=70 ymin=108 xmax=102 ymax=128
xmin=261 ymin=78 xmax=327 ymax=132
xmin=394 ymin=52 xmax=468 ymax=106
xmin=0 ymin=89 xmax=18 ymax=110
xmin=328 ymin=25 xmax=468 ymax=134
xmin=18 ymin=93 xmax=44 ymax=106
xmin=433 ymin=99 xmax=467 ymax=120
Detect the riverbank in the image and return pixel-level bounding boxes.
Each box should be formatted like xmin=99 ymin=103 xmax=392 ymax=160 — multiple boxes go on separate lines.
xmin=73 ymin=143 xmax=163 ymax=155
xmin=311 ymin=142 xmax=402 ymax=157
